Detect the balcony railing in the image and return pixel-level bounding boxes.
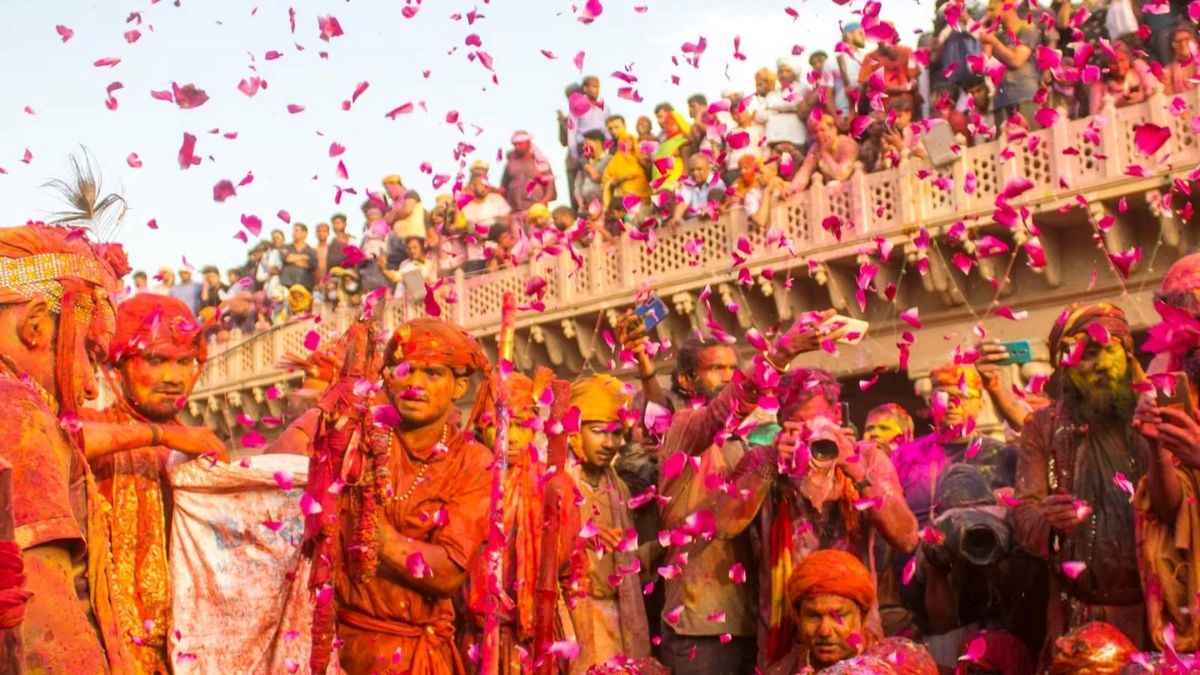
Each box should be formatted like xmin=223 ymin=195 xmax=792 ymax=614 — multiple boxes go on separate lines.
xmin=194 ymin=87 xmax=1199 ymax=394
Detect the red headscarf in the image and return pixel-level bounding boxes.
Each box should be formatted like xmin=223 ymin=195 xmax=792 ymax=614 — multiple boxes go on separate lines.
xmin=384 ymin=318 xmax=493 ymax=427
xmin=1048 ymin=302 xmax=1135 ymax=369
xmin=953 ymin=630 xmax=1034 ymax=675
xmin=109 ymin=292 xmax=206 ymax=365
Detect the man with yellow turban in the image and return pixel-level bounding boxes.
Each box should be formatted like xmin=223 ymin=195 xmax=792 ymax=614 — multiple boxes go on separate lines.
xmin=1014 ymin=303 xmax=1150 ymax=667
xmin=566 ymin=374 xmax=653 ymax=667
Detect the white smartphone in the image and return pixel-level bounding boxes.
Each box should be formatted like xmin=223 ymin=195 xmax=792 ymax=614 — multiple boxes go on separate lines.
xmin=822 ymin=314 xmax=870 ymax=345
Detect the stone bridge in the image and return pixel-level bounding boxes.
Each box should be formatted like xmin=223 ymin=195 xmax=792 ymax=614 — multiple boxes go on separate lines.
xmin=184 ymin=88 xmax=1200 ymax=444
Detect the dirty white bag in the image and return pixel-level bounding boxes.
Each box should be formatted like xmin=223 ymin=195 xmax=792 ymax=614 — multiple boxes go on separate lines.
xmin=168 ymin=454 xmax=315 ymax=674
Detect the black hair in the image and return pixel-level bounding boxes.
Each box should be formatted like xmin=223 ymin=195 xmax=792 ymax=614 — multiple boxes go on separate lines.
xmin=294 ymin=222 xmax=308 ymax=233
xmin=331 ymin=212 xmax=348 ymax=223
xmin=687 ymin=93 xmax=708 ymax=107
xmin=654 ymin=102 xmax=675 ymax=114
xmin=671 ymin=334 xmax=725 ymax=397
xmin=582 ymin=129 xmax=607 ymax=142
xmin=606 ymin=114 xmax=626 ymax=124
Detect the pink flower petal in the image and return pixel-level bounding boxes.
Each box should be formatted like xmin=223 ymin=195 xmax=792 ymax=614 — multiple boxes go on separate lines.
xmin=55 ymin=25 xmax=74 ymax=43
xmin=1133 ymin=122 xmax=1171 ymax=157
xmin=304 ymin=330 xmax=321 ymax=351
xmin=126 ymin=152 xmax=142 ymax=168
xmin=300 ymin=493 xmax=322 ymax=515
xmin=1061 ymin=560 xmax=1087 ymax=580
xmin=273 ymin=471 xmax=294 ymax=490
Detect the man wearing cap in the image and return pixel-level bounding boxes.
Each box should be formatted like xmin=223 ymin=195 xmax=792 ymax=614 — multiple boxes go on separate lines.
xmin=83 ymin=293 xmax=230 ymax=673
xmin=0 ymin=223 xmax=132 ymax=671
xmin=565 ymin=374 xmax=653 ymax=667
xmin=500 ymin=131 xmax=557 ymax=216
xmin=306 ymin=318 xmax=495 ymax=674
xmin=755 ymin=57 xmax=810 ymax=149
xmin=1014 ymin=303 xmax=1150 ymax=665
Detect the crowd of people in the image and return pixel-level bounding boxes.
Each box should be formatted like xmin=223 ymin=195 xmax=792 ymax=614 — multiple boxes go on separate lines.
xmin=7 ymin=214 xmax=1200 ymax=674
xmin=141 ymin=0 xmax=1200 ymax=345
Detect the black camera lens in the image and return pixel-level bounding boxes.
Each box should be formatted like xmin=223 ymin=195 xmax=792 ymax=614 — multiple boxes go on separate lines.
xmin=810 ymin=439 xmax=840 ymax=461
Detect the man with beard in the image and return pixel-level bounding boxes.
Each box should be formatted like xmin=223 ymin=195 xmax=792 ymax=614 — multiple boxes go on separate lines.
xmin=1013 ymin=303 xmax=1150 ymax=666
xmin=656 ymin=313 xmax=840 ymax=673
xmin=83 ymin=293 xmax=231 ymax=673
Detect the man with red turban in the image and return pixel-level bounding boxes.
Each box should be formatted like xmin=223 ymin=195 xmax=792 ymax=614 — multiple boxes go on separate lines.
xmin=1015 ymin=303 xmax=1150 ymax=666
xmin=0 ymin=223 xmax=131 ymax=672
xmin=768 ymin=549 xmax=880 ymax=672
xmin=304 ymin=318 xmax=495 ymax=675
xmin=80 ymin=292 xmax=229 ymax=673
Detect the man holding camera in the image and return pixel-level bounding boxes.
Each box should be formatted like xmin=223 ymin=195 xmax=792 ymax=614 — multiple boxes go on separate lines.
xmin=655 ymin=314 xmax=839 ymax=673
xmin=692 ymin=369 xmax=917 ymax=668
xmin=1014 ymin=303 xmax=1150 ymax=665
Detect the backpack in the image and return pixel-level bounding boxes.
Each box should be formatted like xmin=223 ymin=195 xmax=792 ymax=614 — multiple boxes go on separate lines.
xmin=942 ymin=29 xmax=983 ymax=87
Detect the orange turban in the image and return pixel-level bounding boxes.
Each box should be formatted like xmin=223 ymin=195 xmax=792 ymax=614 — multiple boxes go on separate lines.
xmin=0 ymin=224 xmax=128 ymax=414
xmin=110 ymin=293 xmax=206 ymax=365
xmin=385 ymin=318 xmax=492 ymax=426
xmin=786 ymin=549 xmax=875 ymax=612
xmin=1048 ymin=622 xmax=1136 ymax=675
xmin=507 ymin=367 xmax=555 ymax=415
xmin=570 ymin=374 xmax=630 ymax=423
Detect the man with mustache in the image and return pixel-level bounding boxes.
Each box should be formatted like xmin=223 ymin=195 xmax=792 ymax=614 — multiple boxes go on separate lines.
xmin=1013 ymin=303 xmax=1150 ymax=666
xmin=82 ymin=292 xmax=230 ymax=673
xmin=304 ymin=318 xmax=495 ymax=674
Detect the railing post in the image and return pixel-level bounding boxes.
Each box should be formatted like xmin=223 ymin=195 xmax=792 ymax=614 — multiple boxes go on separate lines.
xmin=897 ymin=154 xmax=917 ymax=228
xmin=617 ymin=230 xmax=635 ymax=291
xmin=848 ymin=168 xmax=869 ymax=237
xmin=1100 ymin=94 xmax=1122 ymax=177
xmin=1147 ymin=82 xmax=1170 ymax=157
xmin=555 ymin=249 xmax=575 ymax=306
xmin=1049 ymin=105 xmax=1071 ymax=188
xmin=454 ymin=269 xmax=467 ymax=326
xmin=809 ymin=175 xmax=827 ymax=249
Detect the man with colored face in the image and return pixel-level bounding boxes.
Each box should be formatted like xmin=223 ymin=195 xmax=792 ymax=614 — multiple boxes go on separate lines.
xmin=778 ymin=550 xmax=881 ymax=671
xmin=863 ymin=403 xmax=915 ymax=455
xmin=561 ymin=373 xmax=653 ymax=668
xmin=1013 ymin=303 xmax=1150 ymax=665
xmin=697 ymin=370 xmax=917 ymax=668
xmin=83 ymin=293 xmax=230 ymax=673
xmin=656 ymin=313 xmax=842 ymax=673
xmin=0 ymin=224 xmax=131 ymax=672
xmin=457 ymin=369 xmax=583 ymax=674
xmin=890 ymin=363 xmax=1021 ymax=669
xmin=312 ymin=319 xmax=494 ymax=674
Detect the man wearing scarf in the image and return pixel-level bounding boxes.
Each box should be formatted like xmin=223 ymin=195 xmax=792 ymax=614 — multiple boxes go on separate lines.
xmin=1013 ymin=302 xmax=1150 ymax=665
xmin=566 ymin=374 xmax=653 ymax=668
xmin=458 ymin=368 xmax=581 ymax=674
xmin=1134 ymin=252 xmax=1200 ymax=656
xmin=501 ymin=131 xmax=557 ymax=215
xmin=322 ymin=319 xmax=494 ymax=675
xmin=82 ymin=293 xmax=229 ymax=673
xmin=0 ymin=223 xmax=131 ymax=672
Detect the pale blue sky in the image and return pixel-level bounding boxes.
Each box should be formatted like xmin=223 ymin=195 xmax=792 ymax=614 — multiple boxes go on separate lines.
xmin=0 ymin=0 xmax=930 ymax=274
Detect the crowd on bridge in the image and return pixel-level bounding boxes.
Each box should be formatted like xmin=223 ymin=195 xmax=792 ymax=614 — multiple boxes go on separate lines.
xmin=135 ymin=0 xmax=1200 ymax=345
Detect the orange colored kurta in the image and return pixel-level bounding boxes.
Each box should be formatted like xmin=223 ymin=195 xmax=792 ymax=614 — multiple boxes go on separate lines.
xmin=84 ymin=406 xmax=172 ymax=675
xmin=334 ymin=429 xmax=492 ymax=675
xmin=0 ymin=378 xmax=113 ymax=673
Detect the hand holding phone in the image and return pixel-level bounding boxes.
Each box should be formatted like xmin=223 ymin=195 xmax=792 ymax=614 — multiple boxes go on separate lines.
xmin=1157 ymin=372 xmax=1196 ymax=416
xmin=634 ymin=294 xmax=669 ymax=332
